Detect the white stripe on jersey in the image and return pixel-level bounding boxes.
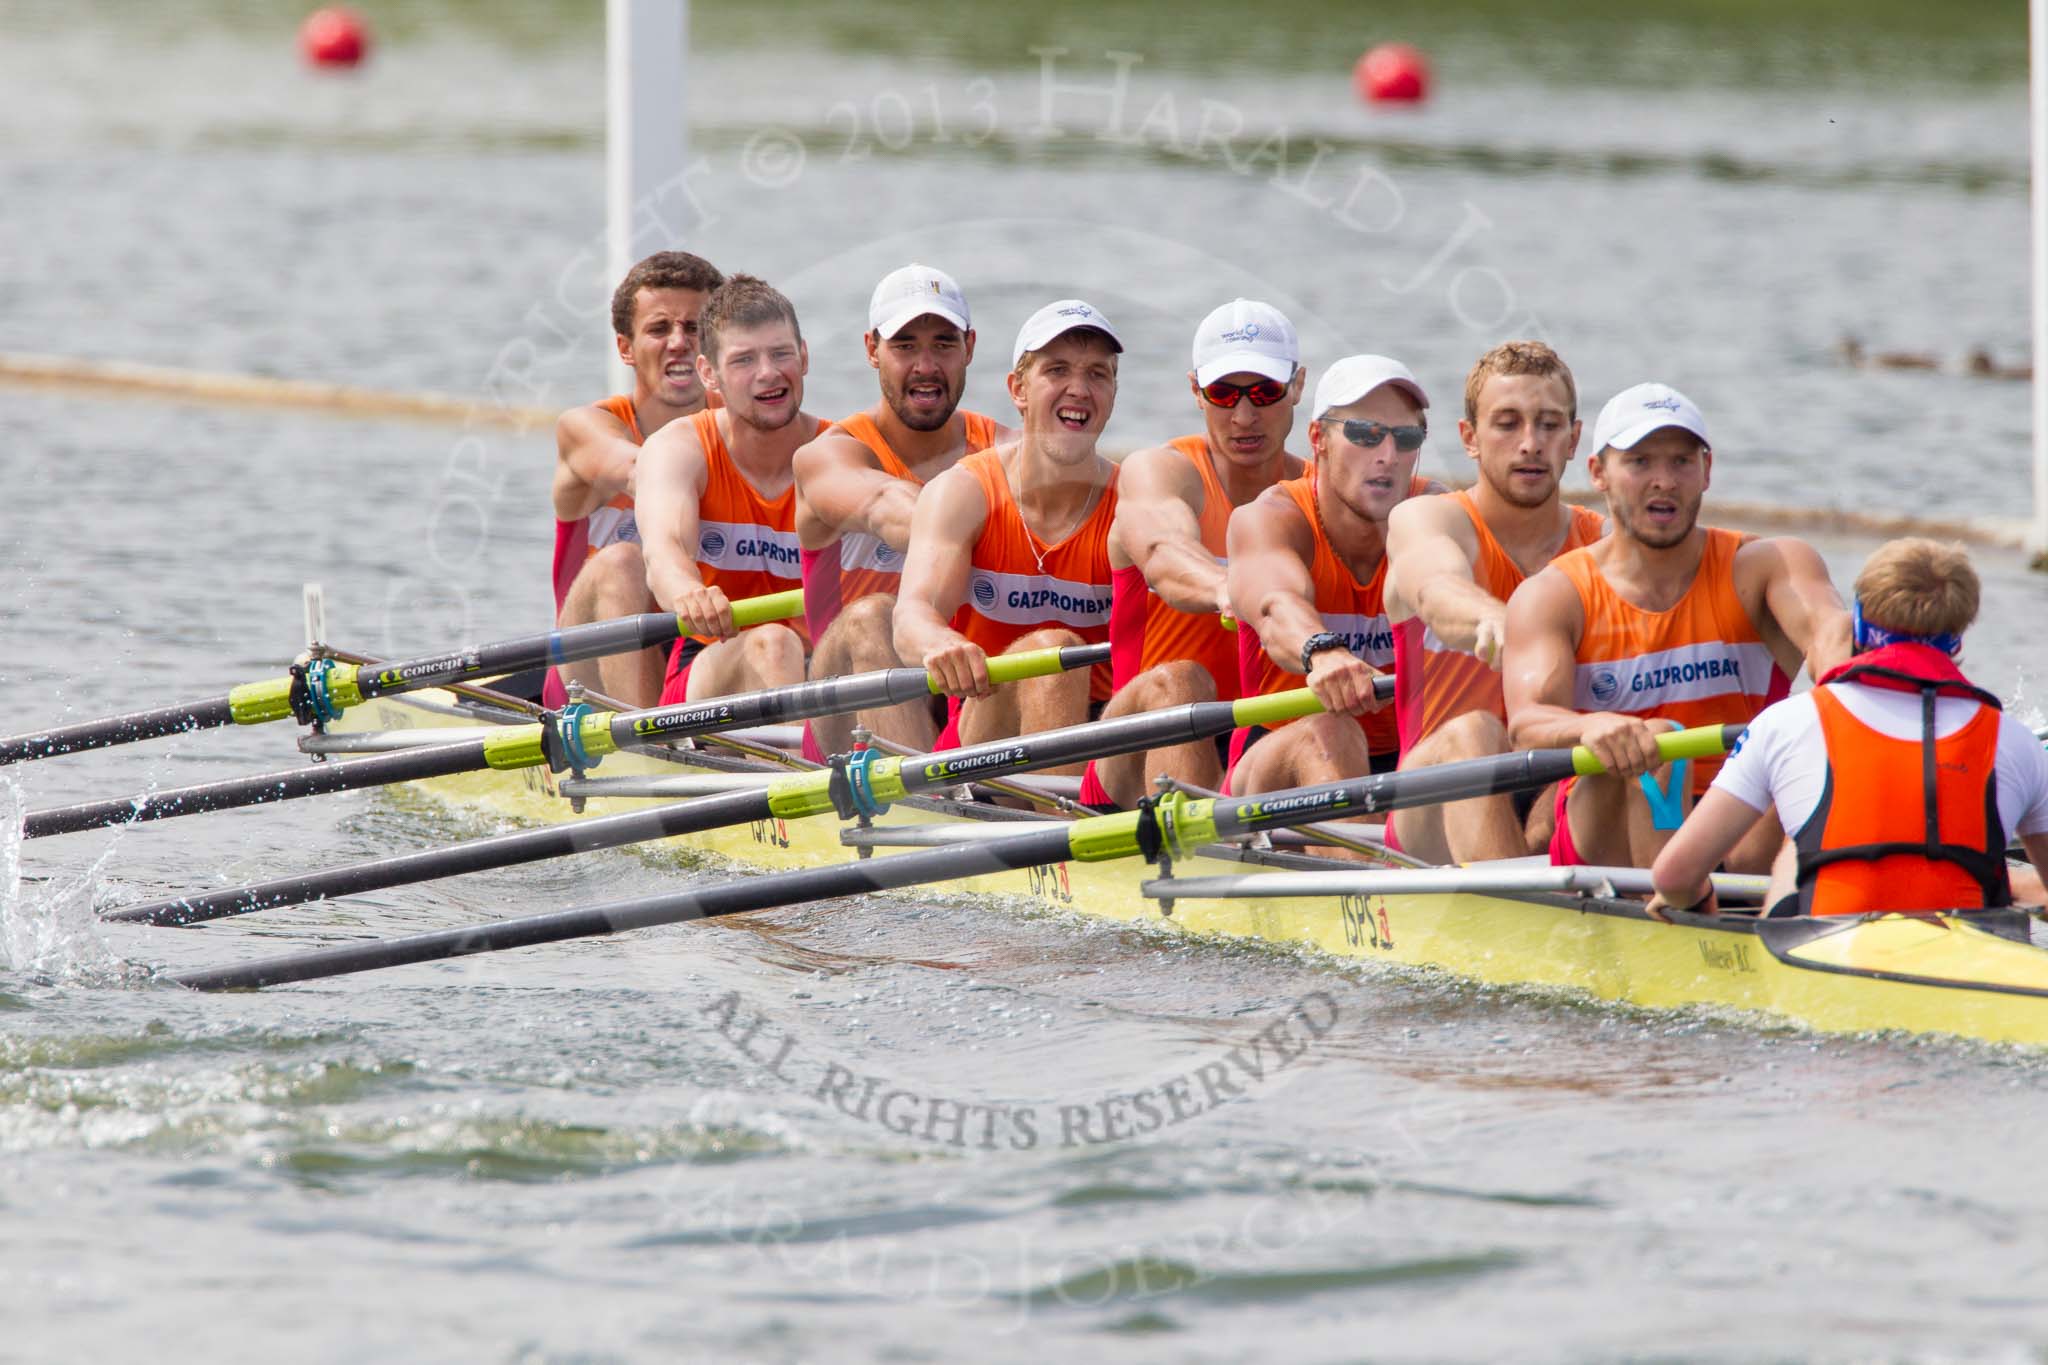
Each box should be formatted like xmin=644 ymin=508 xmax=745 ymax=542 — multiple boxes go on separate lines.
xmin=968 ymin=567 xmax=1111 ymax=628
xmin=1324 ymin=611 xmax=1396 ymax=668
xmin=1574 ymin=640 xmax=1776 ymax=712
xmin=838 ymin=530 xmax=905 ymax=575
xmin=697 ymin=520 xmax=801 ymax=575
xmin=588 ymin=506 xmax=639 ymax=551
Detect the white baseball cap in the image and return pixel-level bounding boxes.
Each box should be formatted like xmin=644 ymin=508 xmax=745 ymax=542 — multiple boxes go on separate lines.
xmin=868 ymin=263 xmax=971 ymax=338
xmin=1591 ymin=382 xmax=1709 ymax=453
xmin=1311 ymin=354 xmax=1429 ymax=421
xmin=1012 ymin=299 xmax=1123 ymax=366
xmin=1191 ymin=298 xmax=1299 ymax=387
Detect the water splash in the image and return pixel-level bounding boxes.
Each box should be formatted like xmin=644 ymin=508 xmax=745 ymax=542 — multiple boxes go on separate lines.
xmin=0 ymin=773 xmax=132 ymax=984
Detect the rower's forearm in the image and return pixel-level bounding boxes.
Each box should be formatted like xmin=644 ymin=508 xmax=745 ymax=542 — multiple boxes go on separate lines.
xmin=1507 ymin=704 xmax=1589 ymax=752
xmin=867 ymin=486 xmax=923 ymax=554
xmin=644 ymin=555 xmax=704 ymax=612
xmin=1412 ymin=578 xmax=1501 ymax=654
xmin=891 ymin=604 xmax=963 ymax=662
xmin=1253 ymin=594 xmax=1331 ymax=674
xmin=1141 ymin=546 xmax=1227 ymax=616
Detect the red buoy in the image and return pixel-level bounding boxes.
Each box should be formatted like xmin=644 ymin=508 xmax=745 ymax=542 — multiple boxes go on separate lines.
xmin=300 ymin=7 xmax=370 ymax=69
xmin=1354 ymin=43 xmax=1430 ymax=104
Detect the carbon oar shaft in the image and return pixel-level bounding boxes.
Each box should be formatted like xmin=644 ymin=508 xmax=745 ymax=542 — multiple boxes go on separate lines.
xmin=28 ymin=641 xmax=1108 ymax=840
xmin=112 ymin=683 xmax=1319 ymax=926
xmin=0 ymin=697 xmax=238 ymax=765
xmin=173 ymin=826 xmax=1079 ymax=991
xmin=169 ymin=721 xmax=1738 ymax=993
xmin=0 ymin=590 xmax=801 ymax=766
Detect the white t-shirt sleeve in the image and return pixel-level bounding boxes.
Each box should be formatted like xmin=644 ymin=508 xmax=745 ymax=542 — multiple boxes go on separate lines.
xmin=1996 ymin=715 xmax=2048 ymax=837
xmin=1710 ymin=694 xmax=1816 ymax=816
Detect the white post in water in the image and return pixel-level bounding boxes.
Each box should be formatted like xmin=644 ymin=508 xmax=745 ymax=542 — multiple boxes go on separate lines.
xmin=2033 ymin=0 xmax=2048 ymax=565
xmin=605 ymin=0 xmax=689 ymax=314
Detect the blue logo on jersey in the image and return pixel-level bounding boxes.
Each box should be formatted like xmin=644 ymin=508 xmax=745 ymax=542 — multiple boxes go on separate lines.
xmin=875 ymin=544 xmax=901 ymax=568
xmin=972 ymin=577 xmax=997 ymax=608
xmin=699 ymin=528 xmax=728 ymax=558
xmin=1589 ymin=668 xmax=1621 ymax=706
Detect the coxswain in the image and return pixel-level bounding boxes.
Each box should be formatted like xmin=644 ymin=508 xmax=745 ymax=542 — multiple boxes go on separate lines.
xmin=1381 ymin=341 xmax=1606 ymax=864
xmin=1079 ymin=299 xmax=1307 ymax=809
xmin=893 ymin=300 xmax=1123 ymax=756
xmin=1224 ymin=355 xmax=1440 ymax=798
xmin=1650 ymin=538 xmax=2048 ymax=919
xmin=637 ymin=275 xmax=828 ymax=703
xmin=793 ymin=264 xmax=1011 ymax=758
xmin=1503 ymin=382 xmax=1854 ymax=871
xmin=547 ymin=250 xmax=723 ymax=707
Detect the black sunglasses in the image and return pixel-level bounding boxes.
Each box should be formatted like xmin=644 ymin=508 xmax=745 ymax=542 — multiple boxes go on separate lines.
xmin=1335 ymin=418 xmax=1427 ymax=452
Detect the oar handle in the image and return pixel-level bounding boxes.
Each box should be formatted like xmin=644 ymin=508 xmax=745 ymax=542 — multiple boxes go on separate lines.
xmin=1226 ymin=674 xmax=1393 ymax=731
xmin=928 ymin=641 xmax=1113 ymax=693
xmin=729 ymin=590 xmax=804 ymax=629
xmin=1569 ymin=724 xmax=1742 ymax=778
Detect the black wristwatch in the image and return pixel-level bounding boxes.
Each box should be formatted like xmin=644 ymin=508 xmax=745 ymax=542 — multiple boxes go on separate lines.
xmin=1300 ymin=631 xmax=1347 ymax=674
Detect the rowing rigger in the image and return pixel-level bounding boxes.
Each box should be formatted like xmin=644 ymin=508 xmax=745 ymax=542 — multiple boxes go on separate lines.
xmin=168 ymin=725 xmax=1740 ymax=991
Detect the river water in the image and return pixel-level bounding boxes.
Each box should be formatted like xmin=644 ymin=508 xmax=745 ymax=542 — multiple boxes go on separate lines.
xmin=4 ymin=3 xmax=2047 ymax=1361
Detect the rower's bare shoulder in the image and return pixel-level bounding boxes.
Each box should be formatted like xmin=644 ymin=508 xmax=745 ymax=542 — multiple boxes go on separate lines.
xmin=1226 ymin=482 xmax=1311 ymax=554
xmin=793 ymin=428 xmax=882 ymax=481
xmin=1505 ymin=562 xmax=1583 ymax=633
xmin=1116 ymin=442 xmax=1205 ymax=505
xmin=554 ymin=400 xmax=631 ymax=459
xmin=1387 ymin=489 xmax=1477 ymax=552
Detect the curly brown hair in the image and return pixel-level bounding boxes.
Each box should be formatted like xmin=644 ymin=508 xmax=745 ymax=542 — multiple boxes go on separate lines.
xmin=609 ymin=251 xmax=724 ymax=338
xmin=1462 ymin=340 xmax=1577 ymax=424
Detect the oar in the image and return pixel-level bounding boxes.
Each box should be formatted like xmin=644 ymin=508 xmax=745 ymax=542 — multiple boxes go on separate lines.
xmin=25 ymin=639 xmax=1106 ymax=839
xmin=169 ymin=723 xmax=1736 ymax=991
xmin=0 ymin=589 xmax=802 ymax=766
xmin=110 ymin=683 xmax=1352 ymax=926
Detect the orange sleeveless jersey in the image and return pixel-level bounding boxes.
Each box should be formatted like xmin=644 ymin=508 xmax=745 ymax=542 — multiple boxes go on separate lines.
xmin=803 ymin=411 xmax=1000 ymax=641
xmin=1393 ymin=491 xmax=1605 ymax=758
xmin=1238 ymin=473 xmax=1432 ymax=755
xmin=1792 ymin=685 xmax=2006 ymax=916
xmin=1553 ymin=526 xmax=1787 ymax=792
xmin=954 ymin=449 xmax=1119 ymax=702
xmin=550 ymin=394 xmax=644 ymax=615
xmin=684 ymin=408 xmax=829 ymax=647
xmin=1107 ymin=435 xmax=1240 ymax=699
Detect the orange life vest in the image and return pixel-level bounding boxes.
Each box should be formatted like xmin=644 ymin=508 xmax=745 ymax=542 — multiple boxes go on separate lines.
xmin=801 ymin=410 xmax=1000 ymax=642
xmin=683 ymin=408 xmax=827 ymax=647
xmin=1550 ymin=526 xmax=1786 ymax=792
xmin=1393 ymin=491 xmax=1604 ymax=758
xmin=1792 ymin=647 xmax=2011 ymax=916
xmin=1237 ymin=472 xmax=1432 ymax=755
xmin=952 ymin=449 xmax=1118 ymax=702
xmin=1107 ymin=435 xmax=1241 ymax=699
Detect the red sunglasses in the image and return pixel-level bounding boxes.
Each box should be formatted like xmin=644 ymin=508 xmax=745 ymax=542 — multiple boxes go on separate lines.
xmin=1201 ymin=373 xmax=1292 ymax=408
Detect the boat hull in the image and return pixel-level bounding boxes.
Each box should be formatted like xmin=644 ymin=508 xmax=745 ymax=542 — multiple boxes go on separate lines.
xmin=327 ymin=690 xmax=2048 ymax=1046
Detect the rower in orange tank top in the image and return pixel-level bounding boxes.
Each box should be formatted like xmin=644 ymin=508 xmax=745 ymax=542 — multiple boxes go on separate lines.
xmin=1502 ymin=381 xmax=1851 ymax=874
xmin=1107 ymin=436 xmax=1240 ymax=695
xmin=802 ymin=408 xmax=1002 ymax=641
xmin=657 ymin=407 xmax=826 ymax=704
xmin=1226 ymin=354 xmax=1438 ymax=812
xmin=893 ymin=299 xmax=1127 ymax=758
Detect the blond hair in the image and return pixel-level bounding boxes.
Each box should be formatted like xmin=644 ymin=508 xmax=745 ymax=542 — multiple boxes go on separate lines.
xmin=1463 ymin=340 xmax=1576 ymax=424
xmin=1011 ymin=327 xmax=1120 ymax=381
xmin=1855 ymin=538 xmax=1979 ymax=638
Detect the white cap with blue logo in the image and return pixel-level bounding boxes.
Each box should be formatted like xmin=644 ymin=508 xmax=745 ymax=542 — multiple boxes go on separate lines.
xmin=1591 ymin=382 xmax=1709 ymax=454
xmin=1191 ymin=298 xmax=1299 ymax=386
xmin=1012 ymin=299 xmax=1123 ymax=366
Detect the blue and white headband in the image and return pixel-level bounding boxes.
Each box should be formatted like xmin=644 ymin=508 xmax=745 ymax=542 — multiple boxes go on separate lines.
xmin=1852 ymin=599 xmax=1961 ymax=657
